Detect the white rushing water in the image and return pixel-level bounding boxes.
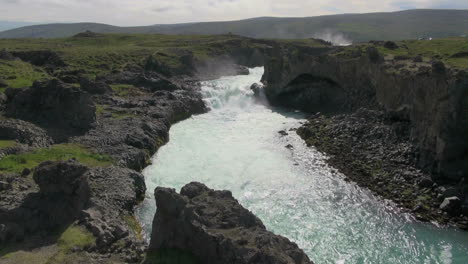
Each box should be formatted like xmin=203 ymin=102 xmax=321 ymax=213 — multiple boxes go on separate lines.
xmin=138 ymin=68 xmax=468 ymax=264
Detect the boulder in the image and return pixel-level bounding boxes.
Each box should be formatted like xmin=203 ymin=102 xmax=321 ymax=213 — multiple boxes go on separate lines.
xmin=0 ymin=119 xmax=53 ymax=147
xmin=34 ymin=159 xmax=89 ymax=195
xmin=0 ymin=79 xmax=8 ymax=88
xmin=413 ymin=55 xmax=423 ymax=63
xmin=149 ymin=182 xmax=313 ymax=264
xmin=0 ymin=160 xmax=91 ymax=243
xmin=79 ymin=77 xmax=112 ymax=94
xmin=431 ymin=61 xmax=446 ymax=74
xmin=366 ymin=46 xmax=383 ymax=63
xmin=383 ymin=41 xmax=399 ymax=50
xmin=439 ymin=197 xmax=462 ymax=216
xmin=5 ymin=79 xmax=96 ymax=130
xmin=250 ymin=83 xmax=263 ymax=96
xmin=10 ymin=50 xmax=66 ymax=68
xmin=0 ymin=49 xmax=16 ymax=61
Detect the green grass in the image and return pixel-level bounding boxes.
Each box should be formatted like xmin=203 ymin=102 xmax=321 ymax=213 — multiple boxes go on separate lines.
xmin=46 ymin=225 xmax=96 ymax=264
xmin=0 ymin=225 xmax=96 ymax=264
xmin=0 ymin=59 xmax=49 ymax=90
xmin=0 ymin=140 xmax=17 ymax=148
xmin=57 ymin=225 xmax=96 ymax=252
xmin=144 ymin=249 xmax=200 ymax=264
xmin=0 ymin=33 xmax=271 ymax=78
xmin=110 ymin=84 xmax=143 ymax=97
xmin=0 ymin=143 xmax=113 ymax=173
xmin=123 ymin=214 xmax=143 ymax=240
xmin=376 ymin=37 xmax=468 ymax=68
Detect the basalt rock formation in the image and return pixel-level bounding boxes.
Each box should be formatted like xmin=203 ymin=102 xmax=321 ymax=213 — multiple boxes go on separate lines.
xmin=149 ymin=182 xmax=312 ymax=264
xmin=5 ymin=79 xmax=96 ymax=132
xmin=263 ymin=42 xmax=468 ymax=227
xmin=0 ymin=159 xmax=91 ymax=243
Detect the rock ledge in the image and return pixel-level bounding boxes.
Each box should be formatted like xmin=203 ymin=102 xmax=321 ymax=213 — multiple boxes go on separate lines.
xmin=148 ymin=182 xmax=312 ymax=264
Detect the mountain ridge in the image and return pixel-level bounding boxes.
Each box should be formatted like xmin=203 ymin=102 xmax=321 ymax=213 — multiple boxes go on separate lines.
xmin=1 ymin=9 xmax=467 ymax=41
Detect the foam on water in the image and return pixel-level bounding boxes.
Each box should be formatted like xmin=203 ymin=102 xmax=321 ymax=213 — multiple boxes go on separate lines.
xmin=137 ymin=68 xmax=468 ymax=263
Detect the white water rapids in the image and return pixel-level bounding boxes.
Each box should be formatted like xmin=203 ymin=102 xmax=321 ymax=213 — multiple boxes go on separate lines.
xmin=138 ymin=67 xmax=468 ymax=264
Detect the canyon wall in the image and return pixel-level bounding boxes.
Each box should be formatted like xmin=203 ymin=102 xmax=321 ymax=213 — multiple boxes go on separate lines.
xmin=262 ymin=44 xmax=468 ymax=183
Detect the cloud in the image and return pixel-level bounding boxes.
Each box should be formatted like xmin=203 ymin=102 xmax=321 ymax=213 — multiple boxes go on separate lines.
xmin=0 ymin=0 xmax=466 ymax=25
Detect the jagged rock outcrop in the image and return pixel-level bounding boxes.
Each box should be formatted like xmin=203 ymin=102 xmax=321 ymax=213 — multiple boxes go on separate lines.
xmin=148 ymin=182 xmax=313 ymax=264
xmin=0 ymin=119 xmax=53 ymax=147
xmin=80 ymin=77 xmax=113 ymax=94
xmin=0 ymin=160 xmax=91 ymax=243
xmin=10 ymin=50 xmax=66 ymax=69
xmin=5 ymin=79 xmax=96 ymax=131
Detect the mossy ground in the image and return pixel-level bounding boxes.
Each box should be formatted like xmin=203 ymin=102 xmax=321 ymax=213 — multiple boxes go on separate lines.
xmin=337 ymin=37 xmax=468 ymax=69
xmin=0 ymin=140 xmax=17 ymax=148
xmin=0 ymin=143 xmax=113 ymax=173
xmin=0 ymin=59 xmax=49 ymax=91
xmin=143 ymin=249 xmax=200 ymax=264
xmin=0 ymin=224 xmax=96 ymax=264
xmin=0 ymin=34 xmax=270 ymax=79
xmin=110 ymin=84 xmax=144 ymax=97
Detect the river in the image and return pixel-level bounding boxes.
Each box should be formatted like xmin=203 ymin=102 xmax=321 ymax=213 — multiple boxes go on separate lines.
xmin=137 ymin=67 xmax=468 ymax=264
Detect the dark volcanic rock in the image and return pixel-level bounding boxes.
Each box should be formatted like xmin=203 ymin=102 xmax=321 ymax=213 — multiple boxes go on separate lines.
xmin=5 ymin=79 xmax=96 ymax=131
xmin=0 ymin=79 xmax=8 ymax=88
xmin=296 ymin=109 xmax=468 ymax=228
xmin=11 ymin=50 xmax=66 ymax=69
xmin=384 ymin=41 xmax=399 ymax=50
xmin=0 ymin=160 xmax=91 ymax=243
xmin=80 ymin=77 xmax=113 ymax=94
xmin=0 ymin=49 xmax=16 ymax=60
xmin=0 ymin=119 xmax=53 ymax=147
xmin=149 ymin=182 xmax=312 ymax=264
xmin=250 ymin=83 xmax=263 ymax=96
xmin=34 ymin=159 xmax=90 ymax=196
xmin=440 ymin=197 xmax=462 ymax=216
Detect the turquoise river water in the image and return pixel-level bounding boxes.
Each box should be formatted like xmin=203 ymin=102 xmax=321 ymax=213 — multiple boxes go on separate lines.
xmin=138 ymin=68 xmax=468 ymax=264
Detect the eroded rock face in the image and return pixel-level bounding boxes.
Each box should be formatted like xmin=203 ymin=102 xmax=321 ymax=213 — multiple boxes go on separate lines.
xmin=0 ymin=160 xmax=91 ymax=243
xmin=80 ymin=77 xmax=113 ymax=95
xmin=11 ymin=50 xmax=66 ymax=69
xmin=5 ymin=79 xmax=96 ymax=131
xmin=149 ymin=182 xmax=313 ymax=264
xmin=263 ymin=44 xmax=468 ymax=183
xmin=0 ymin=119 xmax=53 ymax=147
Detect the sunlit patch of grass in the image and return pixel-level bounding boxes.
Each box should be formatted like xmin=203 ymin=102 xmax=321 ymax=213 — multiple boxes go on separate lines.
xmin=0 ymin=143 xmax=113 ymax=173
xmin=0 ymin=140 xmax=17 ymax=148
xmin=110 ymin=84 xmax=143 ymax=97
xmin=0 ymin=59 xmax=49 ymax=89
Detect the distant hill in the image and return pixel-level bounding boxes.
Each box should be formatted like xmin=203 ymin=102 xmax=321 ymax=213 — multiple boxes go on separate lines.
xmin=1 ymin=9 xmax=467 ymax=42
xmin=0 ymin=21 xmax=38 ymax=32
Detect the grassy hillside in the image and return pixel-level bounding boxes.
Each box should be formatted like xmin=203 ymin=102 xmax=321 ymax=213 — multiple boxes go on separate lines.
xmin=0 ymin=9 xmax=467 ymax=42
xmin=0 ymin=33 xmax=326 ymax=89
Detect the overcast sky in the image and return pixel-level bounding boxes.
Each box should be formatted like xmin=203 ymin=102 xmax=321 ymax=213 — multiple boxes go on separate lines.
xmin=1 ymin=0 xmax=467 ymax=26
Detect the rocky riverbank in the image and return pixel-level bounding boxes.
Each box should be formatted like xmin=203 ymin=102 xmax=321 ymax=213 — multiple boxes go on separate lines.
xmin=263 ymin=40 xmax=468 ymax=229
xmin=0 ymin=52 xmax=207 ymax=262
xmin=1 ymin=33 xmax=316 ymax=263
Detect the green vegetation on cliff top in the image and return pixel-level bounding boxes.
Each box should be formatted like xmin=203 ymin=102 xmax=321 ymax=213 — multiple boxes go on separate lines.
xmin=0 ymin=143 xmax=113 ymax=173
xmin=337 ymin=37 xmax=468 ymax=69
xmin=0 ymin=33 xmax=273 ymax=78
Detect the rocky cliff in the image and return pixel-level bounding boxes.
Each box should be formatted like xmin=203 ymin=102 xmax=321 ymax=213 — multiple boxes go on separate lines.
xmin=263 ymin=43 xmax=468 ymax=183
xmin=262 ymin=42 xmax=468 ymax=227
xmin=148 ymin=182 xmax=312 ymax=264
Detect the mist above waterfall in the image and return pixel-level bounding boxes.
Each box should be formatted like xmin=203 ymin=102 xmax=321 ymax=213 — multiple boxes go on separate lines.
xmin=313 ymin=29 xmax=352 ymax=46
